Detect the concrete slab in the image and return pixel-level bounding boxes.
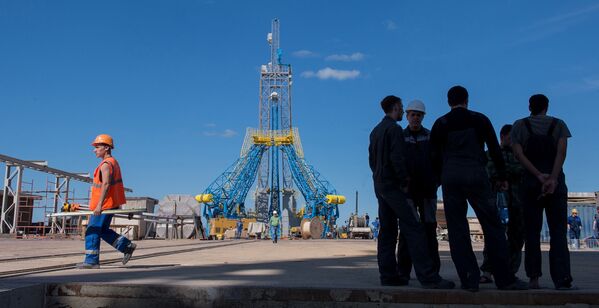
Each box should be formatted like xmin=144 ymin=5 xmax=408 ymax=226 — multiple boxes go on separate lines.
xmin=0 ymin=239 xmax=597 ymax=306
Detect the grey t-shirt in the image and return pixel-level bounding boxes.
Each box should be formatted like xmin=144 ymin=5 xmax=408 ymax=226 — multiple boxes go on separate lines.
xmin=511 ymin=115 xmax=572 ymax=147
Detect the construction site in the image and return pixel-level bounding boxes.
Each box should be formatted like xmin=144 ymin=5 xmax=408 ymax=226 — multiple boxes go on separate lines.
xmin=2 ymin=18 xmax=599 ymax=308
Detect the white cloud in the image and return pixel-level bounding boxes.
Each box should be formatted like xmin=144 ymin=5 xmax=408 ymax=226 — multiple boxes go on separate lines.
xmin=552 ymin=76 xmax=599 ymax=93
xmin=202 ymin=129 xmax=237 ymax=138
xmin=529 ymin=3 xmax=599 ymax=29
xmin=325 ymin=52 xmax=365 ymax=62
xmin=582 ymin=77 xmax=599 ymax=91
xmin=221 ymin=129 xmax=237 ymax=137
xmin=301 ymin=67 xmax=360 ymax=80
xmin=384 ymin=20 xmax=397 ymax=31
xmin=292 ymin=50 xmax=319 ymax=58
xmin=515 ymin=4 xmax=599 ymax=44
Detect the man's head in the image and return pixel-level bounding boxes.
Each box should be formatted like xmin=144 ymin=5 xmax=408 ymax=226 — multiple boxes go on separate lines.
xmin=529 ymin=94 xmax=549 ymax=116
xmin=499 ymin=124 xmax=513 ymax=147
xmin=92 ymin=134 xmax=114 ymax=158
xmin=571 ymin=208 xmax=578 ymax=216
xmin=93 ymin=145 xmax=111 ymax=158
xmin=380 ymin=95 xmax=404 ymax=121
xmin=273 ymin=211 xmax=278 ymax=216
xmin=406 ymin=99 xmax=426 ymax=130
xmin=447 ymin=85 xmax=469 ymax=108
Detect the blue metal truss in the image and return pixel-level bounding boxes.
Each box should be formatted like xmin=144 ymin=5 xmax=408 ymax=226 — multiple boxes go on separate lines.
xmin=199 ymin=20 xmax=343 ymax=239
xmin=281 ymin=144 xmax=339 ymax=235
xmin=201 ymin=144 xmax=267 ymax=220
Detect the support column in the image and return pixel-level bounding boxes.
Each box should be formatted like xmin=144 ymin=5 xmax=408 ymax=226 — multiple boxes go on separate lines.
xmin=51 ymin=176 xmax=67 ymax=234
xmin=1 ymin=165 xmax=23 ymax=234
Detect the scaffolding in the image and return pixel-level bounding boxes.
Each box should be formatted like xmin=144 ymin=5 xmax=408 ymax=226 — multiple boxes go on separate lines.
xmin=0 ymin=153 xmax=132 ymax=237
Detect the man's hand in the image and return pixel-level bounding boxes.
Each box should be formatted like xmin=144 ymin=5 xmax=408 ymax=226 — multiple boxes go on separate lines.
xmin=495 ymin=180 xmax=509 ymax=192
xmin=536 ymin=173 xmax=550 ymax=184
xmin=93 ymin=206 xmax=102 ymax=216
xmin=542 ymin=176 xmax=558 ymax=195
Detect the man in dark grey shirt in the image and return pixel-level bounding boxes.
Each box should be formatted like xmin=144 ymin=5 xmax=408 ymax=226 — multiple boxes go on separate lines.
xmin=511 ymin=94 xmax=574 ymax=290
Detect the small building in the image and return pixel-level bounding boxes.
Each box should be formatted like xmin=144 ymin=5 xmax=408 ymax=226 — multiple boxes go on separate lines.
xmin=0 ymin=191 xmax=43 ymax=234
xmin=438 ymin=192 xmax=598 ymax=243
xmin=541 ymin=192 xmax=597 ymax=242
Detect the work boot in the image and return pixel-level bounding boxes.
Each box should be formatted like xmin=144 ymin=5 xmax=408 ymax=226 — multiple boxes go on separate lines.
xmin=122 ymin=242 xmax=137 ymax=265
xmin=498 ymin=278 xmax=529 ymax=290
xmin=529 ymin=277 xmax=540 ymax=289
xmin=421 ymin=279 xmax=455 ymax=289
xmin=555 ymin=277 xmax=577 ymax=290
xmin=460 ymin=283 xmax=479 ymax=292
xmin=555 ymin=284 xmax=578 ymax=291
xmin=479 ymin=272 xmax=493 ymax=284
xmin=76 ymin=263 xmax=100 ymax=269
xmin=380 ymin=277 xmax=409 ymax=287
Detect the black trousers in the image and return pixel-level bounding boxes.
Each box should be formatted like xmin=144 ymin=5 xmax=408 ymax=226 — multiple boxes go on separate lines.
xmin=480 ymin=184 xmax=525 ymax=275
xmin=522 ymin=176 xmax=572 ymax=287
xmin=398 ymin=198 xmax=440 ymax=280
xmin=441 ymin=163 xmax=516 ymax=288
xmin=374 ymin=183 xmax=441 ymax=285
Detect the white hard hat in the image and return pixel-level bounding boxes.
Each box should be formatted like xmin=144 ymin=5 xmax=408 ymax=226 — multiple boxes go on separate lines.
xmin=406 ymin=99 xmax=426 ymax=114
xmin=273 ymin=211 xmax=278 ymax=214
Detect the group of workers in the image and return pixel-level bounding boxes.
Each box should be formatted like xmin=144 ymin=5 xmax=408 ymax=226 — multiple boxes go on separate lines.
xmin=369 ymin=85 xmax=575 ymax=291
xmin=76 ymin=85 xmax=579 ymax=294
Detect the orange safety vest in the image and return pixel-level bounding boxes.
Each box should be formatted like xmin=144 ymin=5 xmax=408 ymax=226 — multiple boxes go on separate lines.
xmin=90 ymin=157 xmax=126 ymax=211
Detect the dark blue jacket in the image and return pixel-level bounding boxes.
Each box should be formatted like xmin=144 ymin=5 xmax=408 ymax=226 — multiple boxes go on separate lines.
xmin=403 ymin=127 xmax=437 ymax=198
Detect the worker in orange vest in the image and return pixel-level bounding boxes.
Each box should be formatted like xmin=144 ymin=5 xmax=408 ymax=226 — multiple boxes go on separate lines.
xmin=77 ymin=134 xmax=137 ymax=269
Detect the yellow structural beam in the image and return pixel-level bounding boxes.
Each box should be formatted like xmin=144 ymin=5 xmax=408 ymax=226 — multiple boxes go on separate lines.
xmin=274 ymin=134 xmax=293 ymax=146
xmin=252 ymin=135 xmax=272 ymax=145
xmin=251 ymin=133 xmax=294 ymax=146
xmin=325 ymin=195 xmax=346 ymax=204
xmin=195 ymin=194 xmax=214 ymax=203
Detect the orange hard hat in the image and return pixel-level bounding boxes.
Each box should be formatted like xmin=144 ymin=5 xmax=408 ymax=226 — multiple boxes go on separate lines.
xmin=91 ymin=134 xmax=114 ymax=149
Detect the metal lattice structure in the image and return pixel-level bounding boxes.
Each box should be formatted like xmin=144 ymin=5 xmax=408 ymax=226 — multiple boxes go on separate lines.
xmin=0 ymin=153 xmax=132 ymax=235
xmin=197 ymin=19 xmax=344 ymax=238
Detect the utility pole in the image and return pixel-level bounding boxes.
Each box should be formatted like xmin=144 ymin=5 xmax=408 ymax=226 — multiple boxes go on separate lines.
xmin=355 ymin=190 xmax=358 ymax=215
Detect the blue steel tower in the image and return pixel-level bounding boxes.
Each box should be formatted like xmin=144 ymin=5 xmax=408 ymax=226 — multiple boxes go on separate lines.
xmin=196 ymin=19 xmax=345 ymax=238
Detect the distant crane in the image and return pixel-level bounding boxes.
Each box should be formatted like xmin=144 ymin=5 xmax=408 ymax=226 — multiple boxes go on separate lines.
xmin=196 ymin=19 xmax=345 ymax=239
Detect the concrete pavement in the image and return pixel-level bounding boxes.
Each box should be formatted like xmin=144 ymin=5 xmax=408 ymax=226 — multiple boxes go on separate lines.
xmin=1 ymin=239 xmax=598 ymax=307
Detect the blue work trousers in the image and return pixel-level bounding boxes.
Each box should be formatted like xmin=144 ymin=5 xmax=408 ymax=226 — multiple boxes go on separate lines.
xmin=270 ymin=225 xmax=280 ymax=243
xmin=84 ymin=213 xmax=131 ymax=265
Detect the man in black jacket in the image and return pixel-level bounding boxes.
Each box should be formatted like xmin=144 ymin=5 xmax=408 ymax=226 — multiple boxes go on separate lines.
xmin=430 ymin=86 xmax=527 ymax=292
xmin=397 ymin=99 xmax=441 ymax=281
xmin=369 ymin=95 xmax=454 ymax=289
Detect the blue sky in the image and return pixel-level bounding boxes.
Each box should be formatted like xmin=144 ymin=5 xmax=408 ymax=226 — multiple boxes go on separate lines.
xmin=1 ymin=1 xmax=598 ymax=222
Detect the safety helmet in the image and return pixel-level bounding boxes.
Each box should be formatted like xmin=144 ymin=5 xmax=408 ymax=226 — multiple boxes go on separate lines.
xmin=92 ymin=134 xmax=114 ymax=149
xmin=406 ymin=99 xmax=426 ymax=114
xmin=571 ymin=208 xmax=578 ymax=214
xmin=273 ymin=211 xmax=278 ymax=215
